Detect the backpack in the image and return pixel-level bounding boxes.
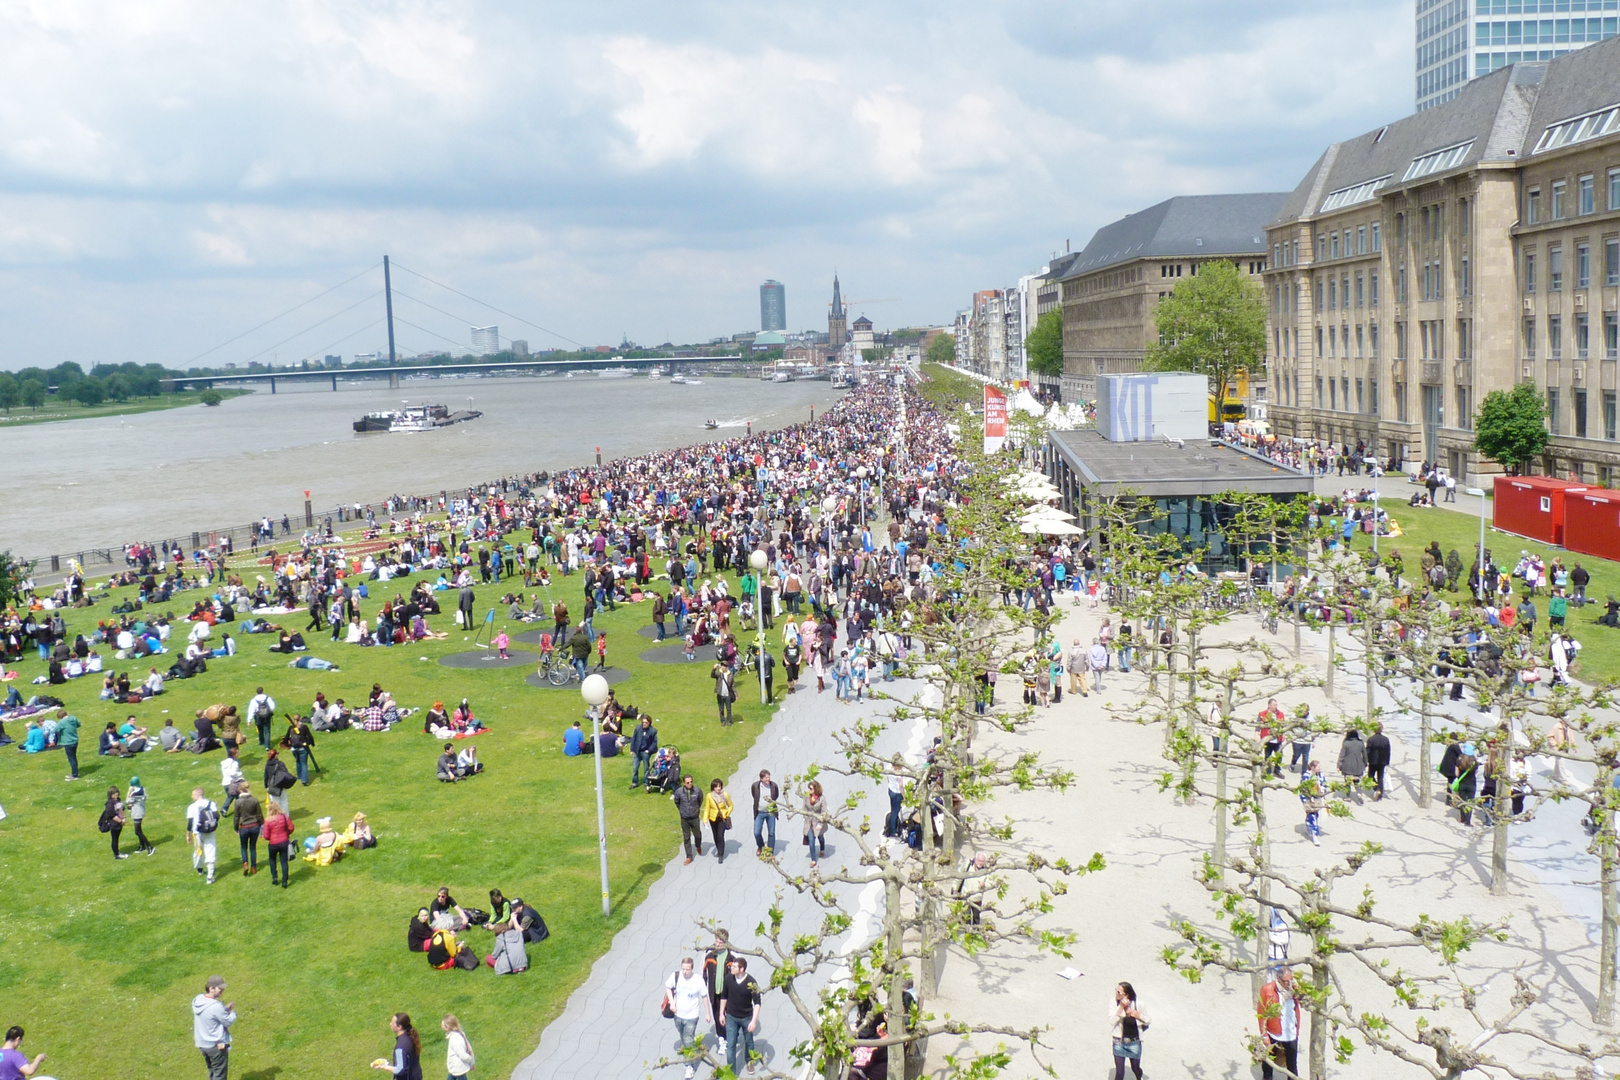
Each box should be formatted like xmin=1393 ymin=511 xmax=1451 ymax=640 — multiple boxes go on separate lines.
xmin=251 ymin=699 xmax=271 ymax=723
xmin=195 ymin=803 xmax=221 ymax=833
xmin=97 ymin=806 xmax=115 ymax=833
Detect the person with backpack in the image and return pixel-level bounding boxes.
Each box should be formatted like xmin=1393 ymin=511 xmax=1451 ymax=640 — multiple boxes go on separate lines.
xmin=186 ymin=786 xmax=221 ymax=884
xmin=99 ymin=785 xmax=128 ymax=860
xmin=263 ymin=750 xmax=295 ymax=815
xmin=1110 ymin=981 xmax=1149 ymax=1080
xmin=128 ymin=776 xmax=154 ymax=855
xmin=247 ymin=688 xmax=276 ymax=750
xmin=285 ymin=715 xmax=315 ymax=786
xmin=664 ymin=956 xmax=712 ymax=1079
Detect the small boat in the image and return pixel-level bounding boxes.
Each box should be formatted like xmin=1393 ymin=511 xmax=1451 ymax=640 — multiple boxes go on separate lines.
xmin=704 ymin=419 xmax=719 ymax=430
xmin=772 ymin=371 xmax=791 ymax=383
xmin=597 ymin=367 xmax=634 ymax=379
xmin=669 ymin=374 xmax=688 ymax=385
xmin=647 ymin=366 xmax=665 ymax=379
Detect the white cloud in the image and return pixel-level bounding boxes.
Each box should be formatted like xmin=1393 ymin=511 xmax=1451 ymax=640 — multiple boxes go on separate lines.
xmin=0 ymin=0 xmax=1418 ymax=366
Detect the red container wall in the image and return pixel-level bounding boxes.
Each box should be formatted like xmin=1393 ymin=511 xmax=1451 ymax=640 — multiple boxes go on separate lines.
xmin=1565 ymin=492 xmax=1620 ymax=563
xmin=1492 ymin=477 xmax=1585 ymax=545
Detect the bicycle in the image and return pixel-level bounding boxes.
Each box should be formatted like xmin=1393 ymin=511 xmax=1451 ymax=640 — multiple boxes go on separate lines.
xmin=542 ymin=657 xmax=583 ymax=686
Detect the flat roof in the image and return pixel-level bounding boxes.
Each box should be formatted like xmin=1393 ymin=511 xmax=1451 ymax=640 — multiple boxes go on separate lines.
xmin=1049 ymin=428 xmax=1315 ymax=498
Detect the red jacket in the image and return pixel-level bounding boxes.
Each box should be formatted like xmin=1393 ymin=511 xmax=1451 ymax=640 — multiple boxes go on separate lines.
xmin=1258 ymin=980 xmax=1301 ymax=1039
xmin=261 ymin=813 xmax=294 ymax=846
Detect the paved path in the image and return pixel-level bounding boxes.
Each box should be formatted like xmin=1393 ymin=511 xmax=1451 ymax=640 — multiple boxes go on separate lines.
xmin=512 ymin=674 xmax=930 ymax=1080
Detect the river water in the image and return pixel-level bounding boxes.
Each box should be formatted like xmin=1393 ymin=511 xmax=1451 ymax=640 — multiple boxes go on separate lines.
xmin=0 ymin=374 xmax=841 ymax=560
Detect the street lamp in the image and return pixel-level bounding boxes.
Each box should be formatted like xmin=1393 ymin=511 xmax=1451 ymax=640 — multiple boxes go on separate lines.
xmin=749 ymin=549 xmax=770 ymax=704
xmin=1465 ymin=486 xmax=1488 ymax=600
xmin=821 ymin=493 xmax=839 ymax=569
xmin=856 ymin=466 xmax=868 ymax=531
xmin=1366 ymin=491 xmax=1381 ymax=556
xmin=581 ymin=672 xmax=612 ymax=917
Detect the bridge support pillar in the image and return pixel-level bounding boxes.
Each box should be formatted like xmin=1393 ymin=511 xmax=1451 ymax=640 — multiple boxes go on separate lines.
xmin=332 ymin=375 xmax=338 ymax=391
xmin=389 ymin=370 xmax=400 ymax=389
xmin=270 ymin=376 xmax=276 ymax=394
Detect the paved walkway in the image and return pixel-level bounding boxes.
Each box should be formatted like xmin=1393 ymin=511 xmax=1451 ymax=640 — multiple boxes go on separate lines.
xmin=512 ymin=674 xmax=930 ymax=1080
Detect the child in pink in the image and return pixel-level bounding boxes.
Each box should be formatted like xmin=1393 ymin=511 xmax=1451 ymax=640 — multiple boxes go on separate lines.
xmin=494 ymin=630 xmax=510 ymax=659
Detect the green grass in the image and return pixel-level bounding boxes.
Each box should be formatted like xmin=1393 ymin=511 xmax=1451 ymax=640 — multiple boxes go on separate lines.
xmin=0 ymin=558 xmax=787 ymax=1079
xmin=0 ymin=389 xmax=251 ymax=427
xmin=1338 ymin=494 xmax=1620 ymax=682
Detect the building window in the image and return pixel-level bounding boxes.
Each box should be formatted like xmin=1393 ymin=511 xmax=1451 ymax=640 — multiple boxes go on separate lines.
xmin=1370 ymin=377 xmax=1379 ymax=416
xmin=1398 ymin=264 xmax=1408 ymax=302
xmin=1550 ymin=246 xmax=1564 ymax=291
xmin=1608 ymin=238 xmax=1619 ymax=287
xmin=1608 ymin=313 xmax=1619 ymax=360
xmin=1355 ymin=274 xmax=1363 ymax=307
xmin=1611 ymin=169 xmax=1620 ymax=211
xmin=1396 ymin=321 xmax=1407 ymax=359
xmin=1524 ymin=316 xmax=1537 ymax=358
xmin=1457 ymin=385 xmax=1472 ymax=431
xmin=1459 ymin=198 xmax=1470 ymax=237
xmin=1317 ymin=235 xmax=1327 ymax=262
xmin=1575 ymin=389 xmax=1589 ymax=439
xmin=1316 ymin=327 xmax=1324 ymax=357
xmin=1273 ymin=244 xmax=1281 ymax=266
xmin=1527 ymin=188 xmax=1541 ymax=224
xmin=1606 ymin=391 xmax=1617 ymax=441
xmin=1549 ymin=388 xmax=1561 ymax=435
xmin=1331 ymin=232 xmax=1340 ymax=259
xmin=1356 ymin=377 xmax=1364 ymax=413
xmin=1292 ymin=240 xmax=1299 ymax=264
xmin=1357 ymin=225 xmax=1367 ymax=255
xmin=1578 ymin=313 xmax=1591 ymax=358
xmin=1323 ymin=377 xmax=1330 ymax=408
xmin=1396 ymin=211 xmax=1405 ymax=245
xmin=1552 ymin=180 xmax=1567 ymax=219
xmin=1329 ymin=326 xmax=1337 ymax=358
xmin=1370 ymin=270 xmax=1380 ymax=307
xmin=1460 ymin=256 xmax=1470 ymax=297
xmin=1371 ymin=323 xmax=1380 ymax=358
xmin=1342 ymin=376 xmax=1350 ymax=410
xmin=1525 ymin=251 xmax=1537 ymax=292
xmin=1580 ymin=174 xmax=1595 ymax=215
xmin=1371 ymin=222 xmax=1381 ymax=252
xmin=1357 ymin=324 xmax=1365 ymax=357
xmin=1578 ymin=243 xmax=1591 ymax=288
xmin=1397 ymin=382 xmax=1408 ymax=422
xmin=1550 ymin=314 xmax=1563 ymax=359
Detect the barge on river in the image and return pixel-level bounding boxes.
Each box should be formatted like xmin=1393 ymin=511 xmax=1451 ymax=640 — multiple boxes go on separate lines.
xmin=353 ymin=404 xmax=482 ymax=433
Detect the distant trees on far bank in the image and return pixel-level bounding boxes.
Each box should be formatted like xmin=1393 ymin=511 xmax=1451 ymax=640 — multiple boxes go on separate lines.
xmin=0 ymin=361 xmax=182 ymax=412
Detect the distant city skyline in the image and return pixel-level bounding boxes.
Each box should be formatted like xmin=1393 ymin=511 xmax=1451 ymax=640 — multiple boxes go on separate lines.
xmin=0 ymin=1 xmax=1419 ymax=370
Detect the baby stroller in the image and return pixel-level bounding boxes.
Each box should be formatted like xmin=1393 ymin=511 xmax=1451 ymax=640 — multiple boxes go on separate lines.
xmin=646 ymin=746 xmax=681 ymax=794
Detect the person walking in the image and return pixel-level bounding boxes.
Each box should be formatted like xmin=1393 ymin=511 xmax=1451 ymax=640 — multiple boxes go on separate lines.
xmin=721 ymin=956 xmax=763 ymax=1074
xmin=371 ymin=1013 xmax=423 ymax=1080
xmin=630 ymin=716 xmax=659 ymax=790
xmin=1299 ymin=762 xmax=1326 ymax=846
xmin=285 ymin=715 xmax=315 ymax=786
xmin=803 ymin=779 xmax=828 ymax=864
xmin=191 ymin=975 xmax=236 ymax=1080
xmin=187 ymin=786 xmax=221 ymax=884
xmin=1089 ymin=637 xmax=1109 ymax=693
xmin=1109 ymin=981 xmax=1149 ymax=1080
xmin=0 ymin=1025 xmax=47 ymax=1080
xmin=1065 ymin=638 xmax=1086 ymax=696
xmin=702 ymin=930 xmax=732 ymax=1042
xmin=1337 ymin=728 xmax=1368 ymax=805
xmin=100 ymin=785 xmax=128 ymax=859
xmin=703 ymin=778 xmax=734 ymax=864
xmin=664 ymin=957 xmax=712 ymax=1080
xmin=751 ymin=769 xmax=780 ymax=855
xmin=1257 ymin=966 xmax=1301 ymax=1080
xmin=441 ymin=1016 xmax=474 ymax=1080
xmin=1452 ymin=743 xmax=1480 ymax=825
xmin=128 ymin=776 xmax=155 ymax=855
xmin=673 ymin=775 xmax=704 ymax=864
xmin=233 ymin=784 xmax=264 ymax=877
xmin=1287 ymin=705 xmax=1313 ymax=780
xmin=263 ymin=750 xmax=295 ymax=816
xmin=262 ymin=802 xmax=294 ymax=888
xmin=247 ymin=687 xmax=276 ymax=751
xmin=58 ymin=710 xmax=80 ymax=781
xmin=1364 ymin=722 xmax=1391 ymax=800
xmin=883 ymin=755 xmax=904 ymax=838
xmin=711 ymin=662 xmax=736 ymax=726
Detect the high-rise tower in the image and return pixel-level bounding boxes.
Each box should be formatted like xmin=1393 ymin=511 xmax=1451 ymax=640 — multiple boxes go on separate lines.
xmin=760 ymin=280 xmax=786 ymax=331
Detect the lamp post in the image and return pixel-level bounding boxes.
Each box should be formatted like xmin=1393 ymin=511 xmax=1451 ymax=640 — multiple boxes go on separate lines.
xmin=856 ymin=466 xmax=868 ymax=531
xmin=581 ymin=673 xmax=612 ymax=917
xmin=750 ymin=549 xmax=769 ymax=704
xmin=1465 ymin=486 xmax=1488 ymax=600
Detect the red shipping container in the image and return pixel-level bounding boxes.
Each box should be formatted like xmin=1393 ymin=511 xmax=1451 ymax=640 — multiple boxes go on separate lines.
xmin=1492 ymin=476 xmax=1588 ymax=546
xmin=1565 ymin=489 xmax=1620 ymax=563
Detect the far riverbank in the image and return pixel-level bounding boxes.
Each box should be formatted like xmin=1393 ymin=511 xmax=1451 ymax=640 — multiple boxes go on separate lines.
xmin=0 ymin=388 xmax=250 ymax=428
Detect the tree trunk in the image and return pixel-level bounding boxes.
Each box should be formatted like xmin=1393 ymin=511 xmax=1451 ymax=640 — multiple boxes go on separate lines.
xmin=1325 ymin=624 xmax=1336 ymax=699
xmin=1363 ymin=620 xmax=1376 ymax=729
xmin=1418 ymin=694 xmax=1433 ymax=809
xmin=1309 ymin=959 xmax=1330 ymax=1080
xmin=1250 ymin=756 xmax=1274 ymax=1003
xmin=1600 ymin=764 xmax=1619 ymax=1026
xmin=1213 ymin=680 xmax=1234 ymax=878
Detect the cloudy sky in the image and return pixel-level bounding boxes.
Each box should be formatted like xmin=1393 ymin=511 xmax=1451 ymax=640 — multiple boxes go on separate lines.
xmin=0 ymin=0 xmax=1414 ymax=369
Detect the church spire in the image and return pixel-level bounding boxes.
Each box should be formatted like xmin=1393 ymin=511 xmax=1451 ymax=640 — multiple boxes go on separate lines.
xmin=828 ymin=273 xmax=849 ymax=349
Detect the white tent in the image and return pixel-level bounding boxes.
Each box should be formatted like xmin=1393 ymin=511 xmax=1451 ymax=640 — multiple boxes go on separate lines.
xmin=1019 ymin=505 xmax=1076 ymax=523
xmin=1020 ymin=519 xmax=1083 ymax=536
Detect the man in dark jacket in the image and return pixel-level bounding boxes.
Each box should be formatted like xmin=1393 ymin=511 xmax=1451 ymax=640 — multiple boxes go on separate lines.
xmin=568 ymin=625 xmax=592 ymax=681
xmin=750 ymin=769 xmax=780 ymax=855
xmin=1365 ymin=722 xmax=1392 ymax=801
xmin=629 ymin=717 xmax=658 ymax=789
xmin=673 ymin=774 xmax=704 ymax=864
xmin=1572 ymin=563 xmax=1591 ymax=607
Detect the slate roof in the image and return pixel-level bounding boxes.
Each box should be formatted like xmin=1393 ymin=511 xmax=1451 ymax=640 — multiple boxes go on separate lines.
xmin=1520 ymin=34 xmax=1620 ymax=156
xmin=1061 ymin=193 xmax=1289 ymax=280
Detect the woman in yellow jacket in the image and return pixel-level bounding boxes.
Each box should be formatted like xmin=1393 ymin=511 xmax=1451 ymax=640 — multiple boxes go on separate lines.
xmin=701 ymin=778 xmax=734 ymax=864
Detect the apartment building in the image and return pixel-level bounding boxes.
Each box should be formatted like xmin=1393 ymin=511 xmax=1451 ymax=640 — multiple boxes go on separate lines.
xmin=1057 ymin=194 xmax=1285 ymax=403
xmin=1265 ymin=36 xmax=1620 ymax=482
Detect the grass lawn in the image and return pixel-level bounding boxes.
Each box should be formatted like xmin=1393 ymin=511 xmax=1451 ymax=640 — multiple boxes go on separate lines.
xmin=0 ymin=556 xmax=787 ymax=1079
xmin=1338 ymin=492 xmax=1620 ymax=682
xmin=0 ymin=389 xmax=251 ymax=428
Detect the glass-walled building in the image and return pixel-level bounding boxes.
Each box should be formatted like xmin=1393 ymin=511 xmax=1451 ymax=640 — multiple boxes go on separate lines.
xmin=1418 ymin=0 xmax=1618 ymax=112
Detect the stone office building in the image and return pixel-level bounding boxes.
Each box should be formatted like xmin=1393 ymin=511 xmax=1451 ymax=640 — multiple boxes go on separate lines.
xmin=1264 ymin=36 xmax=1620 ymax=483
xmin=1058 ymin=194 xmax=1285 ymax=403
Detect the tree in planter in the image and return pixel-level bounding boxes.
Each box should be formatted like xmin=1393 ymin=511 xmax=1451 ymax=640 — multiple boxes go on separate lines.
xmin=1473 ymin=382 xmax=1548 ymax=476
xmin=1142 ymin=259 xmax=1265 ymax=404
xmin=1024 ymin=310 xmax=1063 ymax=380
xmin=649 ymin=437 xmax=1104 ymax=1080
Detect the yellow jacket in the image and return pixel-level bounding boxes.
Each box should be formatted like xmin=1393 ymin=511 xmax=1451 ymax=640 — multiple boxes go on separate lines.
xmin=701 ymin=791 xmax=733 ymax=823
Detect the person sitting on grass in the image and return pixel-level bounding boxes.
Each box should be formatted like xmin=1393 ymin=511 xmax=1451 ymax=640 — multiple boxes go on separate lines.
xmin=424 ymin=701 xmax=450 ymax=734
xmin=430 ymin=886 xmax=470 ymax=930
xmin=456 ymin=744 xmax=483 ymax=776
xmin=302 ymin=816 xmax=347 ymax=866
xmin=345 ymin=812 xmax=377 ymax=849
xmin=437 ymin=743 xmax=462 ymax=782
xmin=408 ymin=907 xmax=434 ymax=953
xmin=451 ymin=699 xmax=484 ymax=734
xmin=564 ymin=720 xmax=585 ymax=757
xmin=426 ymin=925 xmax=464 ymax=970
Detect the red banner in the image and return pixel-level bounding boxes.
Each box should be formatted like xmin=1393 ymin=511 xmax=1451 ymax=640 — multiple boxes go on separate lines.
xmin=983 ymin=385 xmax=1008 ymax=453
